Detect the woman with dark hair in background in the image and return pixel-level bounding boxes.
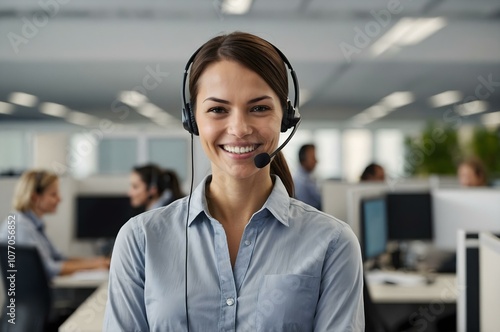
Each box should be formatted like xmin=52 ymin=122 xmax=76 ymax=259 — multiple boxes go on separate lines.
xmin=360 ymin=162 xmax=385 ymax=182
xmin=105 ymin=32 xmax=364 ymax=331
xmin=0 ymin=170 xmax=109 ymax=279
xmin=128 ymin=164 xmax=184 ymax=211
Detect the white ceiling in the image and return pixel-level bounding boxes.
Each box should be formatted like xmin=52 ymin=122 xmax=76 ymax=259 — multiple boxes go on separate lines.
xmin=0 ymin=0 xmax=499 ymax=127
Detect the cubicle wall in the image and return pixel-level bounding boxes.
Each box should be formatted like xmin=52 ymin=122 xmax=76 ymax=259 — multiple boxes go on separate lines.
xmin=457 ymin=231 xmax=500 ymax=332
xmin=322 ymin=180 xmax=430 ymax=239
xmin=479 ymin=232 xmax=500 ymax=332
xmin=433 ymin=189 xmax=500 ymax=250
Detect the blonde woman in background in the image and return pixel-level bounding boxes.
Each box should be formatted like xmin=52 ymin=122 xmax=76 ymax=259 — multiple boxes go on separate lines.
xmin=0 ymin=170 xmax=109 ymax=279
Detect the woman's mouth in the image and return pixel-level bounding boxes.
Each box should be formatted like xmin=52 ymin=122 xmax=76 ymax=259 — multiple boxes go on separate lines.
xmin=221 ymin=144 xmax=259 ymax=155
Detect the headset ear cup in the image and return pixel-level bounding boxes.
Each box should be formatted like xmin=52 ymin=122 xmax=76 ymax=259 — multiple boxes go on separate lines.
xmin=190 ymin=109 xmax=199 ymax=136
xmin=182 ymin=104 xmax=199 ymax=135
xmin=280 ymin=100 xmax=295 ymax=132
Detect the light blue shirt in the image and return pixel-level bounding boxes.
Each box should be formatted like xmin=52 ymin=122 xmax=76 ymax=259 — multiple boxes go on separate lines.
xmin=0 ymin=211 xmax=65 ymax=279
xmin=294 ymin=167 xmax=322 ymax=210
xmin=104 ymin=175 xmax=364 ymax=331
xmin=149 ymin=189 xmax=174 ymax=210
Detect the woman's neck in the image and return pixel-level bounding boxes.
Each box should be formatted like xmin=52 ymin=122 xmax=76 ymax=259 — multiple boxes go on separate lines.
xmin=146 ymin=197 xmax=159 ymax=210
xmin=31 ymin=206 xmax=44 ymax=219
xmin=207 ymin=172 xmax=273 ymax=226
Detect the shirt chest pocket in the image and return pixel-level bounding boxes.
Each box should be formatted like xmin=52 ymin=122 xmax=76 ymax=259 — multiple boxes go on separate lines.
xmin=255 ymin=274 xmax=320 ymax=332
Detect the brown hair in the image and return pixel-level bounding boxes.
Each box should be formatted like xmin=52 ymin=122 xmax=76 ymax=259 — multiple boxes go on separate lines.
xmin=133 ymin=164 xmax=185 ymax=200
xmin=13 ymin=170 xmax=58 ymax=212
xmin=188 ymin=31 xmax=294 ymax=196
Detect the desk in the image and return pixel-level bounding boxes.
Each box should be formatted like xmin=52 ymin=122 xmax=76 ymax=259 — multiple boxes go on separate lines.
xmin=59 ymin=272 xmax=457 ymax=332
xmin=53 ymin=272 xmax=109 ymax=289
xmin=368 ymin=272 xmax=457 ymax=303
xmin=59 ymin=282 xmax=108 ymax=332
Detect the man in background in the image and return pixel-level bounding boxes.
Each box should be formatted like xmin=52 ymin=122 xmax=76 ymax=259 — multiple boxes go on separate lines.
xmin=294 ymin=144 xmax=322 ymax=210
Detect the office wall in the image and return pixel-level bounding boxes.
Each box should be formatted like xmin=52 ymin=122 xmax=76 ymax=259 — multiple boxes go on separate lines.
xmin=33 ymin=132 xmax=70 ymax=170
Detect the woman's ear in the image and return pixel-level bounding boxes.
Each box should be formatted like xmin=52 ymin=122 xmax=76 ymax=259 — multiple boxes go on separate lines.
xmin=148 ymin=186 xmax=158 ymax=199
xmin=30 ymin=192 xmax=40 ymax=206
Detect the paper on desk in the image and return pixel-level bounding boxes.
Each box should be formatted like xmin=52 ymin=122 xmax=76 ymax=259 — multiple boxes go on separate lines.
xmin=366 ymin=271 xmax=427 ymax=286
xmin=70 ymin=269 xmax=109 ymax=281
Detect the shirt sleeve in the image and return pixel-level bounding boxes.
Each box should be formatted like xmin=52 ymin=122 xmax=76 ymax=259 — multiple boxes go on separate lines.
xmin=313 ymin=224 xmax=365 ymax=331
xmin=103 ymin=218 xmax=149 ymax=332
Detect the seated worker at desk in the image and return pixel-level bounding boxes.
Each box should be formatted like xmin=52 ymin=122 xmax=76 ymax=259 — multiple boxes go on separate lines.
xmin=0 ymin=170 xmax=110 ymax=279
xmin=128 ymin=164 xmax=184 ymax=211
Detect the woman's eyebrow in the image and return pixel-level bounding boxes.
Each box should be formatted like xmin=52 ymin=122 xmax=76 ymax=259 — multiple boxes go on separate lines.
xmin=247 ymin=96 xmax=272 ymax=104
xmin=202 ymin=95 xmax=272 ymax=104
xmin=203 ymin=97 xmax=230 ymax=104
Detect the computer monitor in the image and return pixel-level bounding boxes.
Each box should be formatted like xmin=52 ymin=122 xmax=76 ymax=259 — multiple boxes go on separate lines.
xmin=386 ymin=192 xmax=433 ymax=241
xmin=76 ymin=196 xmax=143 ymax=239
xmin=360 ymin=196 xmax=388 ymax=261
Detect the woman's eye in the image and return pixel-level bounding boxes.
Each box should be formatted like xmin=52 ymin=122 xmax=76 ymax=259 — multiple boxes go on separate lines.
xmin=251 ymin=105 xmax=270 ymax=112
xmin=208 ymin=107 xmax=226 ymax=114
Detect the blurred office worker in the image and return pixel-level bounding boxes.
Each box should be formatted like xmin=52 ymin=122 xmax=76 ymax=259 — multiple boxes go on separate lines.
xmin=360 ymin=163 xmax=385 ymax=182
xmin=128 ymin=164 xmax=184 ymax=211
xmin=293 ymin=144 xmax=322 ymax=210
xmin=457 ymin=158 xmax=487 ymax=187
xmin=0 ymin=170 xmax=109 ymax=279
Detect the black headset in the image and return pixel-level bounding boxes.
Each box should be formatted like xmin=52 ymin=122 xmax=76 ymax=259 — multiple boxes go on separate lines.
xmin=149 ymin=166 xmax=158 ymax=191
xmin=181 ymin=43 xmax=301 ymax=135
xmin=34 ymin=171 xmax=45 ymax=194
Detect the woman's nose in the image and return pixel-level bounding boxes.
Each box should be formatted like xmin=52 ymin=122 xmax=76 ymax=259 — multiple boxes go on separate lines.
xmin=227 ymin=111 xmax=252 ymax=138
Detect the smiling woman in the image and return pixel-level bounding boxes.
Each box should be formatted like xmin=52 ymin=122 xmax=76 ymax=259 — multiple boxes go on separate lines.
xmin=104 ymin=31 xmax=364 ymax=332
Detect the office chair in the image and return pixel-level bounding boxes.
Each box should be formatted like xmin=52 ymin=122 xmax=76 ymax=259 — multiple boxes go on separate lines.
xmin=0 ymin=245 xmax=52 ymax=332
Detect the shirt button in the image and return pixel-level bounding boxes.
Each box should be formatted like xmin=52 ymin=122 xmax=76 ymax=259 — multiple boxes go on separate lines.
xmin=244 ymin=240 xmax=251 ymax=246
xmin=226 ymin=297 xmax=235 ymax=306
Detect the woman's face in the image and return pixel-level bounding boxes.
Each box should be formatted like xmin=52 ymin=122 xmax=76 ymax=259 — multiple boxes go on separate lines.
xmin=33 ymin=180 xmax=61 ymax=214
xmin=195 ymin=60 xmax=283 ymax=180
xmin=128 ymin=172 xmax=149 ymax=207
xmin=458 ymin=164 xmax=483 ymax=187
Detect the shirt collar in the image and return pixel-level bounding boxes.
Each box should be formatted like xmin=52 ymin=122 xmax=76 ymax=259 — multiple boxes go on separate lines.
xmin=25 ymin=210 xmax=45 ymax=231
xmin=187 ymin=174 xmax=290 ymax=227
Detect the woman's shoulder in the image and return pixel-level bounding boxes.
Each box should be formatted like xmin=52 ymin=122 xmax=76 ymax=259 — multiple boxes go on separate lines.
xmin=289 ymin=198 xmax=346 ymax=226
xmin=0 ymin=211 xmax=35 ymax=239
xmin=121 ymin=197 xmax=188 ymax=233
xmin=1 ymin=211 xmax=31 ymax=226
xmin=288 ymin=198 xmax=355 ymax=240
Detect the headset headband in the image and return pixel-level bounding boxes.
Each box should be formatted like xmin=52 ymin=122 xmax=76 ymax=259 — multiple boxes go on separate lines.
xmin=181 ymin=40 xmax=301 ymax=135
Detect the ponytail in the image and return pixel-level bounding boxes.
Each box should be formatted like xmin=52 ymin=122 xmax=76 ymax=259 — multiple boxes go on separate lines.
xmin=163 ymin=169 xmax=185 ymax=199
xmin=270 ymin=151 xmax=294 ymax=197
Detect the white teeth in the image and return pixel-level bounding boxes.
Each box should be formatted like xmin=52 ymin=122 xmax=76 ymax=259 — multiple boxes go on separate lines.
xmin=223 ymin=145 xmax=257 ymax=154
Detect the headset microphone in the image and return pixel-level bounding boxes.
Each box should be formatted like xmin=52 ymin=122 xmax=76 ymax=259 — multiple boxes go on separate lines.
xmin=254 ymin=118 xmax=302 ymax=168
